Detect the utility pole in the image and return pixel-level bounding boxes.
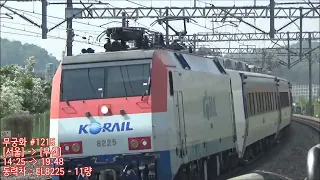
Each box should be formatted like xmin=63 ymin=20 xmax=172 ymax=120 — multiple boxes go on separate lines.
xmin=165 ymin=7 xmax=169 ymax=47
xmin=262 ymin=49 xmax=266 ymax=68
xmin=308 ymin=32 xmax=313 ymax=116
xmin=122 ymin=12 xmax=126 ymax=27
xmin=66 ymin=0 xmax=73 ymax=56
xmin=193 ymin=34 xmax=197 ymax=52
xmin=41 ymin=0 xmax=47 ymax=39
xmin=299 ymin=7 xmax=303 ymax=70
xmin=269 ymin=0 xmax=275 ymax=38
xmin=287 ymin=32 xmax=290 ymax=69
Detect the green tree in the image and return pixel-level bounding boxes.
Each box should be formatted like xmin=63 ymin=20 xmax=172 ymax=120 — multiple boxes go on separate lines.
xmin=0 ymin=57 xmax=51 ymax=118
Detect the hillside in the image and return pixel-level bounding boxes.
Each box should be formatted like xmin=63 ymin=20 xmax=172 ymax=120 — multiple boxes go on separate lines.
xmin=0 ymin=38 xmax=59 ymax=71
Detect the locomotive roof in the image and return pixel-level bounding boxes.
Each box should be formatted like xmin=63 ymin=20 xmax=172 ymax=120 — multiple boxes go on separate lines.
xmin=62 ymin=49 xmax=155 ymax=65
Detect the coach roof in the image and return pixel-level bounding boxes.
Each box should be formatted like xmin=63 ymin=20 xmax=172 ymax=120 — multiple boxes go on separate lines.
xmin=62 ymin=49 xmax=155 ymax=65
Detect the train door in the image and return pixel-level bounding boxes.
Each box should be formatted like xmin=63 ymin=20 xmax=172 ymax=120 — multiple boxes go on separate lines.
xmin=274 ymin=78 xmax=282 ymax=140
xmin=171 ymin=71 xmax=188 ymax=163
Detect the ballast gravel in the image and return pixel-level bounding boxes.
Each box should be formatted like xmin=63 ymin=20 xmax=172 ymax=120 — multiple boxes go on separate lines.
xmin=228 ymin=121 xmax=320 ymax=180
xmin=1 ymin=121 xmax=319 ymax=180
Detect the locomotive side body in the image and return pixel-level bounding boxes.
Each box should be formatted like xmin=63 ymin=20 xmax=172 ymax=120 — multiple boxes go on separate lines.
xmin=164 ymin=51 xmax=236 ymax=178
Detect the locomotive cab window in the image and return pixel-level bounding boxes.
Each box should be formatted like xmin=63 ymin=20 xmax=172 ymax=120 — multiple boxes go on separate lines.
xmin=61 ymin=62 xmax=151 ymax=101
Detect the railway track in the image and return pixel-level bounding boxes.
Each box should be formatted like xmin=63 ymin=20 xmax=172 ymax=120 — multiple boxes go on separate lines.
xmin=228 ymin=114 xmax=320 ymax=180
xmin=1 ymin=115 xmax=319 ymax=180
xmin=292 ymin=114 xmax=320 ymax=131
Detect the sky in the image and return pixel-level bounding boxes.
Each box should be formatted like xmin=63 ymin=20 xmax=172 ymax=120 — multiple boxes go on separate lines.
xmin=0 ymin=0 xmax=319 ymax=61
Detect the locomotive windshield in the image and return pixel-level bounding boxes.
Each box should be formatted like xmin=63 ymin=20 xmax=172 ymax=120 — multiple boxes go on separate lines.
xmin=61 ymin=63 xmax=151 ymax=101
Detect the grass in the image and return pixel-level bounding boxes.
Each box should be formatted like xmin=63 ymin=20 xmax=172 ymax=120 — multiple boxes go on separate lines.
xmin=1 ymin=112 xmax=49 ymax=158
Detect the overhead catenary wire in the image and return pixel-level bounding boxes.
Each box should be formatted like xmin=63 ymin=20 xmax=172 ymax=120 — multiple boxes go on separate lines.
xmin=0 ymin=20 xmax=101 ymax=37
xmin=0 ymin=26 xmax=104 ymax=48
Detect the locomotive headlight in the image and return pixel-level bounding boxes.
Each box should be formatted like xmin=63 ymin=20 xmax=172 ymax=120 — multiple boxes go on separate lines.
xmin=72 ymin=143 xmax=81 ymax=152
xmin=64 ymin=145 xmax=70 ymax=151
xmin=141 ymin=140 xmax=148 ymax=146
xmin=101 ymin=106 xmax=109 ymax=115
xmin=130 ymin=139 xmax=139 ymax=148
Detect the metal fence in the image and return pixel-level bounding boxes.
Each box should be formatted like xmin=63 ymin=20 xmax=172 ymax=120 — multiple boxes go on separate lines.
xmin=0 ymin=112 xmax=50 ymax=139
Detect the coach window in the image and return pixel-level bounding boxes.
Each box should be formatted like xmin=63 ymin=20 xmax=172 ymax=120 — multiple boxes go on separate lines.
xmin=280 ymin=92 xmax=284 ymax=107
xmin=275 ymin=93 xmax=278 ymax=109
xmin=246 ymin=93 xmax=250 ymax=116
xmin=261 ymin=92 xmax=264 ymax=113
xmin=265 ymin=93 xmax=268 ymax=112
xmin=267 ymin=93 xmax=270 ymax=111
xmin=266 ymin=93 xmax=269 ymax=112
xmin=262 ymin=92 xmax=268 ymax=112
xmin=266 ymin=93 xmax=269 ymax=111
xmin=265 ymin=93 xmax=268 ymax=111
xmin=286 ymin=92 xmax=289 ymax=107
xmin=258 ymin=92 xmax=263 ymax=113
xmin=250 ymin=93 xmax=254 ymax=116
xmin=282 ymin=92 xmax=289 ymax=107
xmin=271 ymin=93 xmax=274 ymax=110
xmin=250 ymin=93 xmax=255 ymax=115
xmin=268 ymin=93 xmax=272 ymax=111
xmin=256 ymin=93 xmax=260 ymax=114
xmin=271 ymin=92 xmax=276 ymax=111
xmin=274 ymin=93 xmax=277 ymax=110
xmin=275 ymin=92 xmax=279 ymax=109
xmin=61 ymin=67 xmax=105 ymax=101
xmin=246 ymin=93 xmax=251 ymax=116
xmin=260 ymin=92 xmax=264 ymax=113
xmin=254 ymin=93 xmax=258 ymax=114
xmin=252 ymin=93 xmax=256 ymax=115
xmin=280 ymin=92 xmax=282 ymax=107
xmin=261 ymin=93 xmax=264 ymax=113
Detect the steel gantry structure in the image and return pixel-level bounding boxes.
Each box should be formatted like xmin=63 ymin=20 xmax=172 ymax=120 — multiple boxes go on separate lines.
xmin=67 ymin=6 xmax=319 ymax=19
xmin=169 ymin=31 xmax=320 ymax=42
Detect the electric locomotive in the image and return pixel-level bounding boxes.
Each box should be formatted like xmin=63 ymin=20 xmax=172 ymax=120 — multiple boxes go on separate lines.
xmin=49 ymin=27 xmax=292 ymax=180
